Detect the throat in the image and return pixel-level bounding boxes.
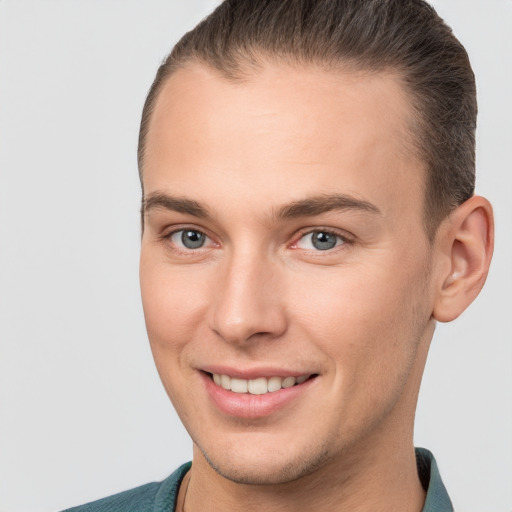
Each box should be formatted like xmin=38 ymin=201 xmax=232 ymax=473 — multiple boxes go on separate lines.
xmin=183 ymin=443 xmax=427 ymax=512
xmin=175 ymin=470 xmax=191 ymax=512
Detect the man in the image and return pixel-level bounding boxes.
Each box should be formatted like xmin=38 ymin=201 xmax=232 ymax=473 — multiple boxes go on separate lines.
xmin=64 ymin=0 xmax=493 ymax=510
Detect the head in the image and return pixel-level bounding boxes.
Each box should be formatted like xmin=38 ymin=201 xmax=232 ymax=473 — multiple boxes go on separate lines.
xmin=139 ymin=0 xmax=478 ymax=241
xmin=138 ymin=0 xmax=493 ymax=488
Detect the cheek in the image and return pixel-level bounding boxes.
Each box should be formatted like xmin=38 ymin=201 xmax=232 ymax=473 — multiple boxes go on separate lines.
xmin=291 ymin=265 xmax=411 ymax=333
xmin=289 ymin=263 xmax=430 ymax=439
xmin=290 ymin=257 xmax=430 ymax=381
xmin=139 ymin=254 xmax=214 ymax=423
xmin=139 ymin=253 xmax=211 ymax=357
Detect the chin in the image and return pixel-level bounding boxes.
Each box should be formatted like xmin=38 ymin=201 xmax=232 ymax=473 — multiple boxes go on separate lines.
xmin=194 ymin=435 xmax=335 ymax=486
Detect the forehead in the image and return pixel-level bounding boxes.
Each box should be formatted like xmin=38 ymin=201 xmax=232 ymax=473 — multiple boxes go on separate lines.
xmin=143 ymin=62 xmax=424 ymax=224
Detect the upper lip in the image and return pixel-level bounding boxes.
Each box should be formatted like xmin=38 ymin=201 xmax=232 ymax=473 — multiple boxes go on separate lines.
xmin=200 ymin=365 xmax=316 ymax=380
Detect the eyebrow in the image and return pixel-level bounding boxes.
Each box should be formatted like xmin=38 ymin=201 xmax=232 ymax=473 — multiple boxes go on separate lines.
xmin=143 ymin=192 xmax=213 ymax=220
xmin=142 ymin=192 xmax=381 ymax=221
xmin=275 ymin=194 xmax=382 ymax=219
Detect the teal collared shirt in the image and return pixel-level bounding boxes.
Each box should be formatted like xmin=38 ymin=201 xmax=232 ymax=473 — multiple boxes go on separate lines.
xmin=416 ymin=447 xmax=454 ymax=512
xmin=63 ymin=447 xmax=453 ymax=511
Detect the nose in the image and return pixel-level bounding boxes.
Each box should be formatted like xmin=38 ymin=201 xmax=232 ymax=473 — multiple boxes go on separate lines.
xmin=208 ymin=250 xmax=288 ymax=345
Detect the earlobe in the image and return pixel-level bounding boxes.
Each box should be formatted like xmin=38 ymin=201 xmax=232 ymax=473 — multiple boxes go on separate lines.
xmin=432 ymin=196 xmax=494 ymax=323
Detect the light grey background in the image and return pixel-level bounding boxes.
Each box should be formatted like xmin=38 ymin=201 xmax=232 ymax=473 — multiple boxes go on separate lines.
xmin=0 ymin=1 xmax=510 ymax=511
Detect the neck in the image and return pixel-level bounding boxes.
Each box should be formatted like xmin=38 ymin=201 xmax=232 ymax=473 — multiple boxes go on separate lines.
xmin=184 ymin=434 xmax=425 ymax=512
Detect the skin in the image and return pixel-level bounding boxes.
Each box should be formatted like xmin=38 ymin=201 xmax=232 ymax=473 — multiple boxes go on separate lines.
xmin=139 ymin=62 xmax=493 ymax=512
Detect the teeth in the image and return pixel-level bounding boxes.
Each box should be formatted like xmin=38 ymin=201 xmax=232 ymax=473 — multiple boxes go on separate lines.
xmin=220 ymin=374 xmax=231 ymax=390
xmin=247 ymin=377 xmax=267 ymax=395
xmin=230 ymin=377 xmax=248 ymax=393
xmin=267 ymin=376 xmax=282 ymax=392
xmin=212 ymin=373 xmax=310 ymax=395
xmin=281 ymin=376 xmax=296 ymax=388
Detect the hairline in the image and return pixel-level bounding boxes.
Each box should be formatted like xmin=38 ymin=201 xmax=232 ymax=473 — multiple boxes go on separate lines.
xmin=138 ymin=57 xmax=440 ymax=244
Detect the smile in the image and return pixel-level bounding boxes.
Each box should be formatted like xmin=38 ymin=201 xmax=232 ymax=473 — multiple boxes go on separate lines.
xmin=211 ymin=373 xmax=312 ymax=395
xmin=202 ymin=370 xmax=318 ymax=418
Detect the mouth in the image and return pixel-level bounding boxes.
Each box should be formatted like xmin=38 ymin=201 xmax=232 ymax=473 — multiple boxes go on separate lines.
xmin=200 ymin=368 xmax=319 ymax=418
xmin=209 ymin=372 xmax=314 ymax=395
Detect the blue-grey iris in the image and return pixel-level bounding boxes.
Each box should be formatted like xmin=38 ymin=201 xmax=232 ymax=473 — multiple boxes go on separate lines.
xmin=182 ymin=230 xmax=205 ymax=249
xmin=312 ymin=231 xmax=338 ymax=250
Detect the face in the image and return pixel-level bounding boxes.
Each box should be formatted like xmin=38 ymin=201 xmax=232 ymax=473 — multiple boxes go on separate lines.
xmin=140 ymin=62 xmax=437 ymax=485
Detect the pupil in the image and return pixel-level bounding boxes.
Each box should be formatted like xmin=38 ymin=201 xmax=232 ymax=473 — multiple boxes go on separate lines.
xmin=182 ymin=230 xmax=205 ymax=249
xmin=312 ymin=231 xmax=337 ymax=250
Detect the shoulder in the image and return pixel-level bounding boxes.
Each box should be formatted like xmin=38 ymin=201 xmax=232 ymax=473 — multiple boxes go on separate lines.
xmin=61 ymin=481 xmax=160 ymax=512
xmin=61 ymin=462 xmax=191 ymax=512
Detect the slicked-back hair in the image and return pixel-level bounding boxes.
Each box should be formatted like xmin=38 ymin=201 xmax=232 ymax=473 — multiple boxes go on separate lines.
xmin=138 ymin=0 xmax=477 ymax=241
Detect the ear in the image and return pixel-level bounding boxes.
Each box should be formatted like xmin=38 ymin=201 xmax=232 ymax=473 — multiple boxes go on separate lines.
xmin=432 ymin=196 xmax=494 ymax=323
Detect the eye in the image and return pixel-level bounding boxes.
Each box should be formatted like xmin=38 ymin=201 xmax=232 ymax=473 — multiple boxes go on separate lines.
xmin=170 ymin=229 xmax=209 ymax=250
xmin=295 ymin=230 xmax=345 ymax=251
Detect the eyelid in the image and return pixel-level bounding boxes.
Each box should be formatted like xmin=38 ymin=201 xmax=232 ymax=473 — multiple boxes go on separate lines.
xmin=161 ymin=225 xmax=218 ymax=251
xmin=290 ymin=226 xmax=353 ymax=249
xmin=161 ymin=223 xmax=210 ymax=239
xmin=158 ymin=224 xmax=353 ymax=254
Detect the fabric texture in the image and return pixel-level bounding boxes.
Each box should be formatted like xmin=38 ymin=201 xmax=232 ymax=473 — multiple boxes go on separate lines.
xmin=61 ymin=463 xmax=191 ymax=512
xmin=61 ymin=448 xmax=452 ymax=511
xmin=416 ymin=447 xmax=454 ymax=512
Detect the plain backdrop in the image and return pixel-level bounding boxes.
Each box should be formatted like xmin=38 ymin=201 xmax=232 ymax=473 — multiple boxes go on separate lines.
xmin=0 ymin=1 xmax=510 ymax=511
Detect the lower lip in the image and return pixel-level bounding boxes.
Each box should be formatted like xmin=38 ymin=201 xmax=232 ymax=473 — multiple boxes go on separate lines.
xmin=201 ymin=372 xmax=316 ymax=419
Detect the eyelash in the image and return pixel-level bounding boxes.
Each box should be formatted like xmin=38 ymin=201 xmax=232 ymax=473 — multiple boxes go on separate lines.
xmin=161 ymin=226 xmax=353 ymax=254
xmin=161 ymin=227 xmax=216 ymax=253
xmin=291 ymin=227 xmax=352 ymax=252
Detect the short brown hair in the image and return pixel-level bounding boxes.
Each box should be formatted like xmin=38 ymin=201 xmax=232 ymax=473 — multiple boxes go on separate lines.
xmin=138 ymin=0 xmax=477 ymax=240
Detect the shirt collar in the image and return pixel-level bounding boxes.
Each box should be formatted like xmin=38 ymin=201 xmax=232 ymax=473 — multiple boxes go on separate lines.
xmin=416 ymin=447 xmax=454 ymax=512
